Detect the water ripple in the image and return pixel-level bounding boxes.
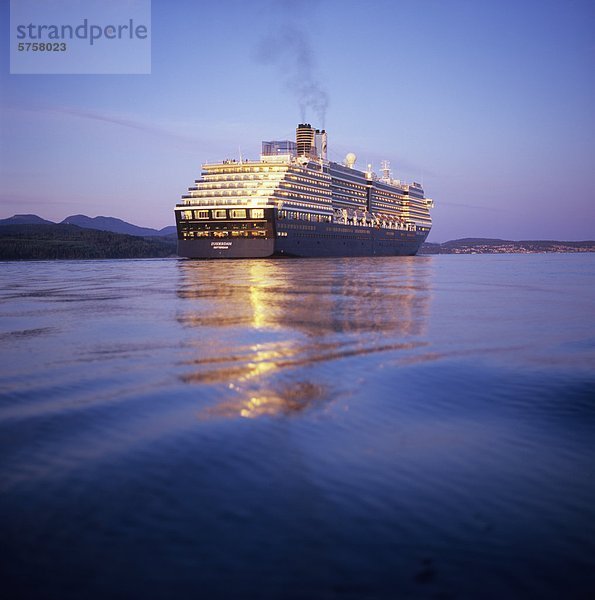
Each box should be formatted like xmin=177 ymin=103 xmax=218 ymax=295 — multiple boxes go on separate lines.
xmin=0 ymin=255 xmax=594 ymax=599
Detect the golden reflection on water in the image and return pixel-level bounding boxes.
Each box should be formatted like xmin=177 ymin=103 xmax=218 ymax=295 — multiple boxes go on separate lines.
xmin=176 ymin=258 xmax=433 ymax=418
xmin=198 ymin=381 xmax=329 ymax=420
xmin=249 ymin=262 xmax=268 ymax=330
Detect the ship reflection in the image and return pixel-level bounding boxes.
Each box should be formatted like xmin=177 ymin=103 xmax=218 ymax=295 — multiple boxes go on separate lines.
xmin=176 ymin=257 xmax=433 ymax=418
xmin=198 ymin=381 xmax=329 ymax=420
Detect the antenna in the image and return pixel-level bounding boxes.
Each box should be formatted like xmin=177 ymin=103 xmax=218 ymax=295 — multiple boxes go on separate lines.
xmin=239 ymin=146 xmax=243 ymax=164
xmin=381 ymin=160 xmax=391 ymax=180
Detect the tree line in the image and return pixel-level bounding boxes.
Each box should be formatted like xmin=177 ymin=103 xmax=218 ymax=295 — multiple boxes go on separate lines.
xmin=0 ymin=224 xmax=178 ymax=260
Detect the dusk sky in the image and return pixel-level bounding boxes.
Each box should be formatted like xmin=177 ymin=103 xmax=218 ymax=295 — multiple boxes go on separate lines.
xmin=1 ymin=0 xmax=594 ymax=242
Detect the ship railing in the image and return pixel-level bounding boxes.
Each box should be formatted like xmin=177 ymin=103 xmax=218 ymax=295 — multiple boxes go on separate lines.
xmin=179 ymin=198 xmax=280 ymax=207
xmin=329 ymin=211 xmax=415 ymax=231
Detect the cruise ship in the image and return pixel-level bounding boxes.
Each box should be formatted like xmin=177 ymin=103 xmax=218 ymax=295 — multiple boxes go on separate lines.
xmin=175 ymin=124 xmax=434 ymax=258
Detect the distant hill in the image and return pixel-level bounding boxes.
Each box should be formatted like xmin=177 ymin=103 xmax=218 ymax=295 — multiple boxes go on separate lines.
xmin=0 ymin=213 xmax=175 ymax=236
xmin=60 ymin=215 xmax=175 ymax=237
xmin=0 ymin=224 xmax=177 ymax=260
xmin=0 ymin=214 xmax=55 ymax=226
xmin=420 ymin=238 xmax=595 ymax=254
xmin=158 ymin=225 xmax=177 ymax=236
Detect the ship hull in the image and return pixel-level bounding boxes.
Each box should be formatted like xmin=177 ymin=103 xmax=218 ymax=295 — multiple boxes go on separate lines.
xmin=177 ymin=237 xmax=275 ymax=259
xmin=177 ymin=219 xmax=429 ymax=259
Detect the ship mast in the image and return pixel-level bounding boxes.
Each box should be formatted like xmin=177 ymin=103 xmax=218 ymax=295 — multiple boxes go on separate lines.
xmin=380 ymin=160 xmax=391 ymax=182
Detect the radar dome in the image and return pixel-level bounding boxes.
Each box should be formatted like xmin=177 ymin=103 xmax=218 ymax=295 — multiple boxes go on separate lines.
xmin=345 ymin=152 xmax=357 ymax=168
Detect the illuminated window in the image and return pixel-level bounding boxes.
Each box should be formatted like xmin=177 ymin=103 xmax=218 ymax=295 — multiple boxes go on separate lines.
xmin=213 ymin=210 xmax=227 ymax=219
xmin=230 ymin=209 xmax=247 ymax=219
xmin=250 ymin=209 xmax=265 ymax=219
xmin=195 ymin=210 xmax=209 ymax=219
xmin=181 ymin=210 xmax=193 ymax=220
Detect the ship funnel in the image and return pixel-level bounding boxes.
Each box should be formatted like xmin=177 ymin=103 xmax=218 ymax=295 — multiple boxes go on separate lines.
xmin=296 ymin=123 xmax=316 ymax=158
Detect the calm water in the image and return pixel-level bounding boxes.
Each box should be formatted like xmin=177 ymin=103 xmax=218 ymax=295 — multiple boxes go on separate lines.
xmin=1 ymin=254 xmax=594 ymax=599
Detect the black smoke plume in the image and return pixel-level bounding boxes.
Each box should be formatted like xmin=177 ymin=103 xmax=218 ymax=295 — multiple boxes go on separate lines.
xmin=255 ymin=24 xmax=329 ymax=126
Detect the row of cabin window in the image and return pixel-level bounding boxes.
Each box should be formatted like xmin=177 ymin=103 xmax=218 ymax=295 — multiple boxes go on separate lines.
xmin=277 ymin=210 xmax=331 ymax=223
xmin=180 ymin=208 xmax=265 ymax=221
xmin=182 ymin=230 xmax=267 ymax=239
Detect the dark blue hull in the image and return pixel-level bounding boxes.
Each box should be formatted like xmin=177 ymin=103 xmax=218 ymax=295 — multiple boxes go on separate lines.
xmin=177 ymin=218 xmax=428 ymax=259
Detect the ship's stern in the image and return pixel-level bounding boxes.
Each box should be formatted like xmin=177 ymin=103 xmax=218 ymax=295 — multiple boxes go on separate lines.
xmin=175 ymin=206 xmax=276 ymax=259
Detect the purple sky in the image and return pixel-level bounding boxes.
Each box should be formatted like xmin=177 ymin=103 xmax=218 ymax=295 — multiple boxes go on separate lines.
xmin=1 ymin=0 xmax=594 ymax=242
